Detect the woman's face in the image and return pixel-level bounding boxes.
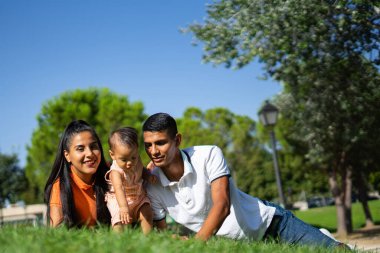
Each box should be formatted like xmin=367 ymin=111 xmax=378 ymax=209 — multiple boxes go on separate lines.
xmin=64 ymin=131 xmax=101 ymax=184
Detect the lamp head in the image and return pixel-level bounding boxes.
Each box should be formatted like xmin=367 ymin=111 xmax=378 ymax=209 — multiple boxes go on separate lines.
xmin=258 ymin=100 xmax=279 ymax=127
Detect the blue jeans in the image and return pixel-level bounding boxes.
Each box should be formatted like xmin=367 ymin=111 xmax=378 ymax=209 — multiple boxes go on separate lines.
xmin=262 ymin=200 xmax=341 ymax=248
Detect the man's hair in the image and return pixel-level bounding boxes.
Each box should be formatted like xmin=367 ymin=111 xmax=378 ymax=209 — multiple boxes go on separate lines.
xmin=142 ymin=113 xmax=178 ymax=139
xmin=108 ymin=127 xmax=138 ymax=151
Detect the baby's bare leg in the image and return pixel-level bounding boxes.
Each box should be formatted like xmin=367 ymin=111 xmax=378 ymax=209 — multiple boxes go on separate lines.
xmin=138 ymin=203 xmax=153 ymax=235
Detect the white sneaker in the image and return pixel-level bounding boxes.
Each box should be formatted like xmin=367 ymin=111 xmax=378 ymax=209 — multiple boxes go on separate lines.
xmin=319 ymin=228 xmax=338 ymax=241
xmin=319 ymin=228 xmax=355 ymax=250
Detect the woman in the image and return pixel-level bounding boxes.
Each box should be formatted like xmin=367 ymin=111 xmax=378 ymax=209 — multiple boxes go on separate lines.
xmin=44 ymin=120 xmax=110 ymax=227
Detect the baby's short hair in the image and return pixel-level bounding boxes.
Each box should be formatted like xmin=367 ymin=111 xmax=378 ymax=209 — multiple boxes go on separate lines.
xmin=108 ymin=127 xmax=138 ymax=151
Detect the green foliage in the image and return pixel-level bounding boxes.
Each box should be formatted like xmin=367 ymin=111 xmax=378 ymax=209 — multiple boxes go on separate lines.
xmin=278 ymin=61 xmax=380 ymax=165
xmin=177 ymin=107 xmax=278 ymax=200
xmin=186 ymin=0 xmax=380 ymax=233
xmin=187 ymin=0 xmax=380 ymax=169
xmin=177 ymin=106 xmax=334 ymax=201
xmin=186 ymin=0 xmax=379 ymax=71
xmin=369 ymin=171 xmax=380 ymax=191
xmin=0 ymin=226 xmax=346 ymax=253
xmin=25 ymin=88 xmax=147 ymax=203
xmin=0 ymin=153 xmax=28 ymax=207
xmin=255 ymin=100 xmax=330 ymax=201
xmin=270 ymin=103 xmax=331 ymax=197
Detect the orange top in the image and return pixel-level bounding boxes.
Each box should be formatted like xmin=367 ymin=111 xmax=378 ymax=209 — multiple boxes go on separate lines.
xmin=50 ymin=168 xmax=97 ymax=227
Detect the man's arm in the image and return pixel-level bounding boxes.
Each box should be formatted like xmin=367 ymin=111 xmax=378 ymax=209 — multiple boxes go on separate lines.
xmin=195 ymin=176 xmax=230 ymax=241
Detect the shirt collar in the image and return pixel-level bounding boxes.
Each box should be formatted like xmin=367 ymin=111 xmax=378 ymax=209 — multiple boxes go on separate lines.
xmin=157 ymin=149 xmax=194 ymax=187
xmin=70 ymin=167 xmax=94 ymax=190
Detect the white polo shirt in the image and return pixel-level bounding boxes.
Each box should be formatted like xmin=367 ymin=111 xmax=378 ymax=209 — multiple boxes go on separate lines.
xmin=146 ymin=145 xmax=275 ymax=240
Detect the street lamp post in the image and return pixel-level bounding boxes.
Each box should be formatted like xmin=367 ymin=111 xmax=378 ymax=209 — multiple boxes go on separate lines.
xmin=258 ymin=100 xmax=286 ymax=207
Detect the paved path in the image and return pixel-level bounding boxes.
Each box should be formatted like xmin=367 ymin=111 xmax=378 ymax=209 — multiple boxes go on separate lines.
xmin=337 ymin=225 xmax=380 ymax=252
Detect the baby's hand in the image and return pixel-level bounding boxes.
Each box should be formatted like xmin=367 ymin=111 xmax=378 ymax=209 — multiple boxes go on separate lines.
xmin=148 ymin=174 xmax=158 ymax=184
xmin=119 ymin=206 xmax=132 ymax=224
xmin=171 ymin=234 xmax=189 ymax=240
xmin=146 ymin=161 xmax=155 ymax=170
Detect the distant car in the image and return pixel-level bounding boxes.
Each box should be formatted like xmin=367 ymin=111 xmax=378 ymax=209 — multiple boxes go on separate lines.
xmin=367 ymin=195 xmax=380 ymax=201
xmin=307 ymin=196 xmax=334 ymax=208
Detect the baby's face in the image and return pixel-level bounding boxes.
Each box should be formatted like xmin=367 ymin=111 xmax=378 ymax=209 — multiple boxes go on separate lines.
xmin=110 ymin=144 xmax=139 ymax=171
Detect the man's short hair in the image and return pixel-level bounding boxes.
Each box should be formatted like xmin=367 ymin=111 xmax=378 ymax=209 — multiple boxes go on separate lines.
xmin=142 ymin=113 xmax=178 ymax=139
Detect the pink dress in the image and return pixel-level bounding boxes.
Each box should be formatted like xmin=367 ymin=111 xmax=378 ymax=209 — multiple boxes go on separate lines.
xmin=105 ymin=162 xmax=150 ymax=226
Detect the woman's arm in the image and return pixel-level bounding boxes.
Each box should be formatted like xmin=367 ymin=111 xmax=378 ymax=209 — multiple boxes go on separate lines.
xmin=109 ymin=170 xmax=131 ymax=224
xmin=49 ymin=181 xmax=64 ymax=227
xmin=49 ymin=205 xmax=64 ymax=227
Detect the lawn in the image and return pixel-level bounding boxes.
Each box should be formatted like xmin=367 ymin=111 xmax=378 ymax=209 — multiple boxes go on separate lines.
xmin=1 ymin=201 xmax=376 ymax=253
xmin=294 ymin=199 xmax=380 ymax=232
xmin=0 ymin=226 xmax=350 ymax=253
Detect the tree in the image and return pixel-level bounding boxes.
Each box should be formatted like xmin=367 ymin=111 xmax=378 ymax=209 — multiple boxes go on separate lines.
xmin=275 ymin=61 xmax=380 ymax=234
xmin=178 ymin=107 xmax=278 ymax=200
xmin=25 ymin=88 xmax=147 ymax=203
xmin=0 ymin=153 xmax=28 ymax=208
xmin=256 ymin=105 xmax=330 ymax=203
xmin=186 ymin=0 xmax=380 ymax=236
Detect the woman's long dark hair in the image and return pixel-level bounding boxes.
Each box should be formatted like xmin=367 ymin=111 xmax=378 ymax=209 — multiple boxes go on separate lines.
xmin=44 ymin=120 xmax=110 ymax=227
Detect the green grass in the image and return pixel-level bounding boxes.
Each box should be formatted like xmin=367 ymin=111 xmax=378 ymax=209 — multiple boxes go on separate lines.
xmin=0 ymin=226 xmax=351 ymax=253
xmin=294 ymin=199 xmax=380 ymax=232
xmin=2 ymin=202 xmax=376 ymax=253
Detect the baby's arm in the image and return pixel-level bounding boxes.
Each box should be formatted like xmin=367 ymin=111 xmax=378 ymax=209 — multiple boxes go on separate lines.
xmin=109 ymin=170 xmax=131 ymax=224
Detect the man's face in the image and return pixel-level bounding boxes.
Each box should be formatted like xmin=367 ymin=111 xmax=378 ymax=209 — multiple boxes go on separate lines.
xmin=143 ymin=130 xmax=180 ymax=169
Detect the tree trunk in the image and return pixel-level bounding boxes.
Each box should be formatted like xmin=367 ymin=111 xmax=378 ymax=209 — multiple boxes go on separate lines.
xmin=328 ymin=169 xmax=347 ymax=238
xmin=344 ymin=167 xmax=353 ymax=233
xmin=0 ymin=199 xmax=3 ymax=226
xmin=357 ymin=171 xmax=374 ymax=228
xmin=361 ymin=200 xmax=375 ymax=228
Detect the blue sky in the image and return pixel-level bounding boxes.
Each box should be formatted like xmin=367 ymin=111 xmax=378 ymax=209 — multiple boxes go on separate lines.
xmin=0 ymin=0 xmax=281 ymax=166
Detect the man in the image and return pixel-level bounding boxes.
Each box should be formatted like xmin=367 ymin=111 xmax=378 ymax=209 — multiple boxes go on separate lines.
xmin=143 ymin=113 xmax=345 ymax=248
